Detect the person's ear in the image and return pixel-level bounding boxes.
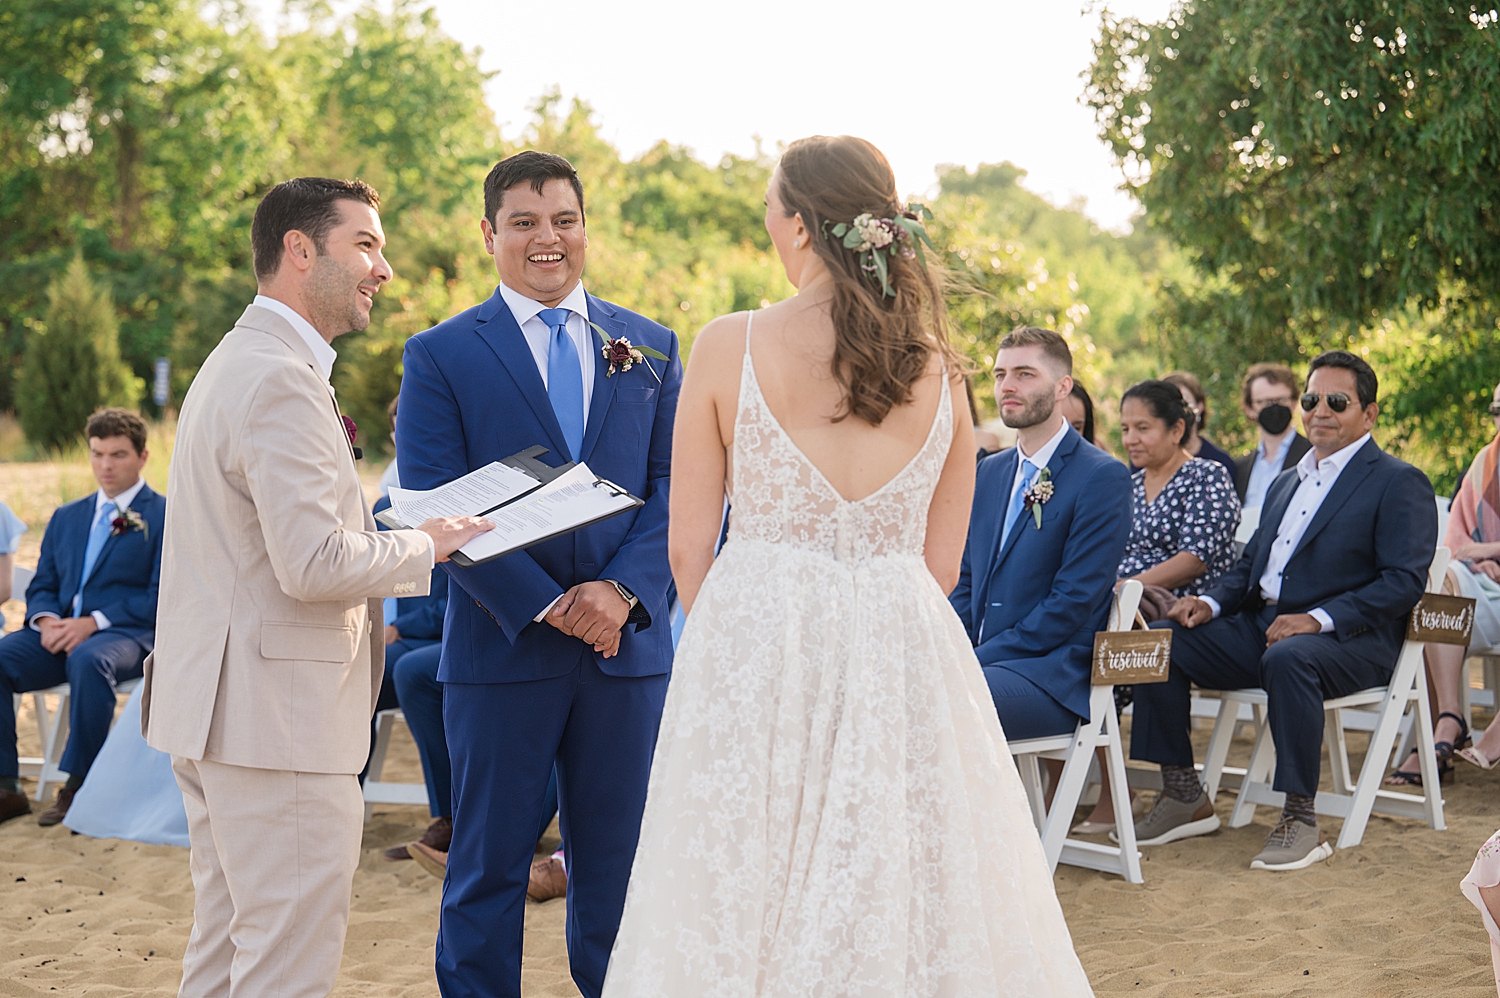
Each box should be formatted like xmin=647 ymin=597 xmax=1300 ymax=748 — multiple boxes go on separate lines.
xmin=283 ymin=230 xmax=316 ymax=272
xmin=793 ymin=212 xmax=808 ymax=249
xmin=480 ymin=218 xmax=496 ymax=255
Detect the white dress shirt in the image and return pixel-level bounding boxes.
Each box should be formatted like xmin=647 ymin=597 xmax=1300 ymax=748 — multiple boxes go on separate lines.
xmin=1244 ymin=431 xmax=1295 ymax=512
xmin=1006 ymin=419 xmax=1071 ymax=511
xmin=499 ymin=281 xmax=596 ymax=420
xmin=1203 ymin=433 xmax=1371 ymax=632
xmin=253 ymin=294 xmax=337 ymax=382
xmin=32 ymin=478 xmax=148 ymax=632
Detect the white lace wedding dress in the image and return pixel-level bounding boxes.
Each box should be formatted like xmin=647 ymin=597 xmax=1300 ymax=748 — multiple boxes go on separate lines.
xmin=602 ymin=315 xmax=1095 ymax=997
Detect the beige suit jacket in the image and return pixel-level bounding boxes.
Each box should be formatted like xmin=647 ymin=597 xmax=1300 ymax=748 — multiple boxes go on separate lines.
xmin=143 ymin=304 xmax=433 ymax=774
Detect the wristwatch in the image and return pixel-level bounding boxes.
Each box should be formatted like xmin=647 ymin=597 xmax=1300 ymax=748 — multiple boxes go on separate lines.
xmin=608 ymin=580 xmax=639 ymax=611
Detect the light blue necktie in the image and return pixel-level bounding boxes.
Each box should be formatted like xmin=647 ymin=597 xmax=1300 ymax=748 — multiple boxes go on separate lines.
xmin=75 ymin=500 xmax=116 ymax=616
xmin=999 ymin=460 xmax=1037 ymax=551
xmin=537 ymin=307 xmax=585 ymax=461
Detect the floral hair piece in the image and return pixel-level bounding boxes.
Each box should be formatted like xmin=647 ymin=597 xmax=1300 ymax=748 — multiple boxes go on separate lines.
xmin=821 ymin=204 xmax=935 ymax=297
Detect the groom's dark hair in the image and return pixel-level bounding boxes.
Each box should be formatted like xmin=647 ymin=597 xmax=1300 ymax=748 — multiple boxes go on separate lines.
xmin=251 ymin=177 xmax=380 ymax=278
xmin=484 ymin=152 xmax=586 ymax=225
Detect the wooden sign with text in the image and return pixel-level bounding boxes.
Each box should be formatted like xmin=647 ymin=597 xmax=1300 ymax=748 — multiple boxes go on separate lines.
xmin=1092 ymin=628 xmax=1172 ymax=685
xmin=1407 ymin=594 xmax=1477 ymax=646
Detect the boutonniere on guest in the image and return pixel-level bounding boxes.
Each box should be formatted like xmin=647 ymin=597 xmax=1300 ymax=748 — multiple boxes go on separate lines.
xmin=111 ymin=507 xmax=147 ymax=540
xmin=591 ymin=322 xmax=669 ymax=382
xmin=1023 ymin=468 xmax=1054 ymax=529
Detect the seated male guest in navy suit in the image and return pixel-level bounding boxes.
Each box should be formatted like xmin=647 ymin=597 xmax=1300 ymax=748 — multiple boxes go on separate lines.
xmin=951 ymin=327 xmax=1132 ymax=740
xmin=1128 ymin=350 xmax=1436 ymax=871
xmin=0 ymin=408 xmax=165 ymax=826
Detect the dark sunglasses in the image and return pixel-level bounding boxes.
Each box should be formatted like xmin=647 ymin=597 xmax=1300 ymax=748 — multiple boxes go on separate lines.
xmin=1488 ymin=402 xmax=1500 ymax=416
xmin=1300 ymin=392 xmax=1351 ymax=413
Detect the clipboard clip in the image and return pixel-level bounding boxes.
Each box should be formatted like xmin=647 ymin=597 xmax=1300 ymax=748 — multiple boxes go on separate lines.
xmin=501 ymin=445 xmax=576 ymax=484
xmin=593 ymin=477 xmax=632 ymax=497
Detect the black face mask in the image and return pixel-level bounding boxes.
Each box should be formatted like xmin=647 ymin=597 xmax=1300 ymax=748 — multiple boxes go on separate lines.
xmin=1257 ymin=403 xmax=1292 ymax=435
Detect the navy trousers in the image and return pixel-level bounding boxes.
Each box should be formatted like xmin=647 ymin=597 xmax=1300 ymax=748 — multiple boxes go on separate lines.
xmin=1130 ymin=606 xmax=1398 ymax=798
xmin=984 ymin=661 xmax=1081 ymax=740
xmin=0 ymin=626 xmax=146 ymax=780
xmin=437 ymin=654 xmax=667 ymax=998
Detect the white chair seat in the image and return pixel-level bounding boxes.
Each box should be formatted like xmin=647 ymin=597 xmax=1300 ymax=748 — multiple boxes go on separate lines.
xmin=362 ymin=708 xmax=432 ymax=819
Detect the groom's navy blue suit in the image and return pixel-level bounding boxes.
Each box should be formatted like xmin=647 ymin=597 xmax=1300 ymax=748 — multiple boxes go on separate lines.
xmin=950 ymin=426 xmax=1131 ymax=737
xmin=398 ymin=285 xmax=679 ymax=998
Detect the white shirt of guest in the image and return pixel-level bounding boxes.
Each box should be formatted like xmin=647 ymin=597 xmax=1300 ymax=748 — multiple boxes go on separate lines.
xmin=1005 ymin=419 xmax=1071 ymax=513
xmin=31 ymin=478 xmax=148 ymax=632
xmin=253 ymin=294 xmax=337 ymax=382
xmin=1204 ymin=433 xmax=1371 ymax=633
xmin=499 ymin=281 xmax=595 ymax=421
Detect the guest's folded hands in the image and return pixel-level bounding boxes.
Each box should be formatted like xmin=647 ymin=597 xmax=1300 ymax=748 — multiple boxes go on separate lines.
xmin=1167 ymin=595 xmax=1213 ymax=628
xmin=39 ymin=615 xmax=97 ymax=654
xmin=1475 ymin=559 xmax=1500 ymax=584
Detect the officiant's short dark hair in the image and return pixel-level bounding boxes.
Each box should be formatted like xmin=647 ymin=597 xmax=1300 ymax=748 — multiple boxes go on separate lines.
xmin=251 ymin=178 xmax=381 ymax=278
xmin=484 ymin=152 xmax=586 ymax=224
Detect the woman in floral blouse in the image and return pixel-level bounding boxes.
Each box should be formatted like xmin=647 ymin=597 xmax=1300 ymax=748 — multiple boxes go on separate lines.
xmin=1075 ymin=379 xmax=1241 ymax=835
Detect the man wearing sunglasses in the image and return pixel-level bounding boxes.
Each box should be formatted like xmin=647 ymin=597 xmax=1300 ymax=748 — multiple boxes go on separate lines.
xmin=1125 ymin=350 xmax=1437 ymax=871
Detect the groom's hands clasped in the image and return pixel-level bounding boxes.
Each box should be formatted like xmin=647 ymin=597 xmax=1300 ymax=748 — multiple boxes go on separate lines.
xmin=547 ymin=581 xmax=631 ymax=658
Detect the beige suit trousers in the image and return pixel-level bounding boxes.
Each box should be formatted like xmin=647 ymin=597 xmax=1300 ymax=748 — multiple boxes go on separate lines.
xmin=172 ymin=756 xmax=364 ymax=998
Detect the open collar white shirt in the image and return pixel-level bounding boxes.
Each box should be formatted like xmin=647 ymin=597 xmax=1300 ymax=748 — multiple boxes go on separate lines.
xmin=1005 ymin=419 xmax=1070 ymax=511
xmin=499 ymin=281 xmax=596 ymax=421
xmin=253 ymin=294 xmax=337 ymax=382
xmin=1203 ymin=433 xmax=1371 ymax=633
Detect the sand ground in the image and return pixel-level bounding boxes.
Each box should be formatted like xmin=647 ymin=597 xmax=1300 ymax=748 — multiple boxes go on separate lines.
xmin=2 ymin=702 xmax=1498 ymax=997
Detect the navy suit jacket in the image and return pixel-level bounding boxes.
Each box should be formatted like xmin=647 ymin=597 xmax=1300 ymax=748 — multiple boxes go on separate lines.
xmin=1206 ymin=437 xmax=1435 ymax=659
xmin=950 ymin=427 xmax=1132 ymax=718
xmin=397 ymin=286 xmax=680 ymax=683
xmin=25 ymin=482 xmax=166 ymax=652
xmin=373 ymin=495 xmax=448 ymax=642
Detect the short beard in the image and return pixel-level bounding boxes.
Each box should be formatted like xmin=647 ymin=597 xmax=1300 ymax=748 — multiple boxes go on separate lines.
xmin=1000 ymin=390 xmax=1055 ymax=430
xmin=304 ymin=255 xmax=369 ymax=338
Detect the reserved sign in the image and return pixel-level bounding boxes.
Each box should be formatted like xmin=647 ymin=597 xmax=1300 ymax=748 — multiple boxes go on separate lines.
xmin=1092 ymin=629 xmax=1172 ymax=685
xmin=1407 ymin=593 xmax=1477 ymax=646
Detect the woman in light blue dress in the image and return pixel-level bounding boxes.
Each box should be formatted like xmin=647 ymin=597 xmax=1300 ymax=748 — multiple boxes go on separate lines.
xmin=0 ymin=500 xmax=28 ymax=629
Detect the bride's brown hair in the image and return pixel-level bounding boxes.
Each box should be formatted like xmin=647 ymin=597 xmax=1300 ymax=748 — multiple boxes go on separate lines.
xmin=777 ymin=135 xmax=963 ymax=426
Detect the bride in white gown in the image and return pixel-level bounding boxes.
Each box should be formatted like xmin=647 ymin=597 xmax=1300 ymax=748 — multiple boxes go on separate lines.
xmin=602 ymin=135 xmax=1095 ymax=997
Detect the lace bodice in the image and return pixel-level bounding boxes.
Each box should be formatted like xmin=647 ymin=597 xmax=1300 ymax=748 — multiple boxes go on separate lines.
xmin=727 ymin=312 xmax=953 ymax=563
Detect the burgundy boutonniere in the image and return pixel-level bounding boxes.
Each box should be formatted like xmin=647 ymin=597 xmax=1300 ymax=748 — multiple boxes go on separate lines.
xmin=111 ymin=508 xmax=148 ymax=541
xmin=341 ymin=415 xmax=363 ymax=460
xmin=591 ymin=322 xmax=669 ymax=382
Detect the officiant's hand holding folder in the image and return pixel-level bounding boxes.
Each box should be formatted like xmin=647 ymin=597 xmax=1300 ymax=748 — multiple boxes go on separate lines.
xmin=376 ymin=446 xmax=644 ymax=567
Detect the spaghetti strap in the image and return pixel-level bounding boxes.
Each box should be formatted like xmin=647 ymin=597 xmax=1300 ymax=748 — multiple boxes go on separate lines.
xmin=743 ymin=310 xmax=754 ymax=355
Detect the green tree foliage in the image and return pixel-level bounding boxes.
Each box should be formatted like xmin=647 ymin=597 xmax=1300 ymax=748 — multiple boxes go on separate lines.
xmin=17 ymin=256 xmax=143 ymax=451
xmin=1086 ymin=1 xmax=1500 ymax=478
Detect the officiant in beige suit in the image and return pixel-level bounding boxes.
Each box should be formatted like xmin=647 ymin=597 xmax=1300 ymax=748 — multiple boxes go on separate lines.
xmin=143 ymin=177 xmax=490 ymax=998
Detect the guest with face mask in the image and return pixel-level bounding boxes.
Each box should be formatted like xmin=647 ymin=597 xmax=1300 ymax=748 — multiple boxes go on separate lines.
xmin=1235 ymin=362 xmax=1312 ymax=509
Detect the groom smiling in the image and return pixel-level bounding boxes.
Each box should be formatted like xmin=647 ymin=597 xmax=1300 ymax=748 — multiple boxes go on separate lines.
xmin=396 ymin=152 xmax=681 ymax=998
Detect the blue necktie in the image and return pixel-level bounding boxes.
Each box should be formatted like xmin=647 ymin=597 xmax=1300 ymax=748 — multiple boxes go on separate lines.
xmin=1000 ymin=460 xmax=1037 ymax=551
xmin=75 ymin=501 xmax=116 ymax=616
xmin=537 ymin=307 xmax=585 ymax=461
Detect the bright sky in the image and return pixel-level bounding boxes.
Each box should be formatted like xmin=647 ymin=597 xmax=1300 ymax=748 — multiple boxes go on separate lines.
xmin=278 ymin=1 xmax=1176 ymax=230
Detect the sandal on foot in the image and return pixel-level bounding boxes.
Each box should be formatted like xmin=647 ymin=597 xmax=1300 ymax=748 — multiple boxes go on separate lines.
xmin=1457 ymin=746 xmax=1498 ymax=771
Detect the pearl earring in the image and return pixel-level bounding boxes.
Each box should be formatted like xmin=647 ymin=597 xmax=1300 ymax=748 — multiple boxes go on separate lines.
xmin=793 ymin=238 xmax=802 ymax=248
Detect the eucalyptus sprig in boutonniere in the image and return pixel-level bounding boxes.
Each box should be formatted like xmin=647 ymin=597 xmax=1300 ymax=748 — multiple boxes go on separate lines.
xmin=111 ymin=507 xmax=148 ymax=541
xmin=1022 ymin=467 xmax=1054 ymax=529
xmin=591 ymin=322 xmax=669 ymax=383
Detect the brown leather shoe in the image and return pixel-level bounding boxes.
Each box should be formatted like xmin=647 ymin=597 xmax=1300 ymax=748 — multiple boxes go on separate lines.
xmin=407 ymin=840 xmax=447 ymax=879
xmin=0 ymin=788 xmax=32 ymax=825
xmin=37 ymin=787 xmax=75 ymax=827
xmin=527 ymin=856 xmax=567 ymax=902
xmin=384 ymin=816 xmax=452 ymax=861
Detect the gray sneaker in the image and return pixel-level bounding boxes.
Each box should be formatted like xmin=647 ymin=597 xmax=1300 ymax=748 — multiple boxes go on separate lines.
xmin=1249 ymin=816 xmax=1334 ymax=871
xmin=1112 ymin=789 xmax=1220 ymax=847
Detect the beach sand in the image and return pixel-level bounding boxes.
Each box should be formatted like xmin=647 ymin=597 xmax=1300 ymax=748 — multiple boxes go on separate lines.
xmin=3 ymin=703 xmax=1498 ymax=997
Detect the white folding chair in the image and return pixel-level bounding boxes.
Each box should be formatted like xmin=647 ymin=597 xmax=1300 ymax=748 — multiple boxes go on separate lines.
xmin=362 ymin=708 xmax=432 ymax=821
xmin=1188 ymin=508 xmax=1265 ymax=734
xmin=1009 ymin=580 xmax=1146 ymax=883
xmin=17 ymin=675 xmax=142 ymax=801
xmin=1202 ymin=548 xmax=1451 ymax=850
